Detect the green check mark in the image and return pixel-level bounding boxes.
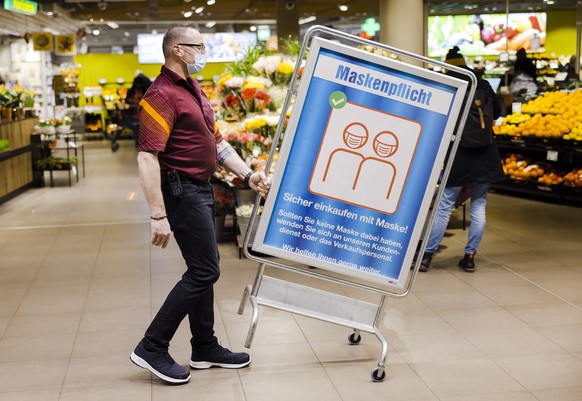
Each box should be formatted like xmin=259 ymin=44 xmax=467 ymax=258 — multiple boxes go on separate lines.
xmin=329 ymin=91 xmax=347 ymax=109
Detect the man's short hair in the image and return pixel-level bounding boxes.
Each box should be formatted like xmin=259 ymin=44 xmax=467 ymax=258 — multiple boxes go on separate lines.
xmin=162 ymin=24 xmax=200 ymax=59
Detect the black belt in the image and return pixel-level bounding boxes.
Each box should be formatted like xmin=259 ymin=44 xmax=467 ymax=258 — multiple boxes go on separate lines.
xmin=177 ymin=174 xmax=209 ymax=185
xmin=161 ymin=171 xmax=209 ymax=186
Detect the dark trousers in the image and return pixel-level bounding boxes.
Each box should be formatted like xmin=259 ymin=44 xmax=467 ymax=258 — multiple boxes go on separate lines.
xmin=142 ymin=180 xmax=220 ymax=352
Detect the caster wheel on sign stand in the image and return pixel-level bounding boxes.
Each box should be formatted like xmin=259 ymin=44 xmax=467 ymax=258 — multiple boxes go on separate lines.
xmin=371 ymin=367 xmax=386 ymax=382
xmin=347 ymin=332 xmax=361 ymax=345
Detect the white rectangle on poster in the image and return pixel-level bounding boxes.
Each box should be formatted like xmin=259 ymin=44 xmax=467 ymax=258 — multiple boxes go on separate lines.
xmin=313 ymin=55 xmax=454 ymax=115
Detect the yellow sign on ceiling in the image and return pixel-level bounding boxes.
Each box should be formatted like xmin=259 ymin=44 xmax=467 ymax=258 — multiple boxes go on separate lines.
xmin=55 ymin=35 xmax=76 ymax=56
xmin=32 ymin=32 xmax=53 ymax=51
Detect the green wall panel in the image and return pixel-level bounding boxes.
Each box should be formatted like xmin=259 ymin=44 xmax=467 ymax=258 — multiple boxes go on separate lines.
xmin=545 ymin=10 xmax=577 ymax=56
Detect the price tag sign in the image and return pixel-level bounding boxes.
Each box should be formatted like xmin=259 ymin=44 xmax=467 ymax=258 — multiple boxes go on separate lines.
xmin=512 ymin=103 xmax=522 ymax=113
xmin=555 ymin=72 xmax=568 ymax=82
xmin=546 ymin=150 xmax=558 ymax=162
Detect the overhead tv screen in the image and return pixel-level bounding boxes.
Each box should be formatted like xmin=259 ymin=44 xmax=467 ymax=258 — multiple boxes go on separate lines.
xmin=137 ymin=32 xmax=257 ymax=64
xmin=428 ymin=13 xmax=547 ymax=58
xmin=137 ymin=33 xmax=165 ymax=64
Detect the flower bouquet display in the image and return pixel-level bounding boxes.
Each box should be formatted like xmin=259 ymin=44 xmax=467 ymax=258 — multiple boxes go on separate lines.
xmin=212 ymin=41 xmax=301 ymax=217
xmin=212 ymin=180 xmax=235 ymax=217
xmin=55 ymin=116 xmax=72 ymax=133
xmin=215 ymin=41 xmax=303 ymax=123
xmin=235 ymin=204 xmax=263 ymax=245
xmin=217 ymin=74 xmax=274 ymax=121
xmin=0 ymin=84 xmax=35 ymax=121
xmin=252 ymin=54 xmax=296 ymax=87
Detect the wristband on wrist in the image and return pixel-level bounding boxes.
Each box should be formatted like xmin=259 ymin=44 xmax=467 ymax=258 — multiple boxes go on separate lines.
xmin=243 ymin=171 xmax=253 ymax=186
xmin=150 ymin=215 xmax=167 ymax=221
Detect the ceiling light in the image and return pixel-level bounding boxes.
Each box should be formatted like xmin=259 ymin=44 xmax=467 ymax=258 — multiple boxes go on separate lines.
xmin=106 ymin=21 xmax=119 ymax=29
xmin=195 ymin=6 xmax=204 ymax=13
xmin=93 ymin=29 xmax=100 ymax=35
xmin=46 ymin=11 xmax=54 ymax=16
xmin=152 ymin=29 xmax=158 ymax=34
xmin=184 ymin=0 xmax=191 ymax=2
xmin=298 ymin=15 xmax=316 ymax=25
xmin=207 ymin=0 xmax=215 ymax=4
xmin=338 ymin=5 xmax=348 ymax=12
xmin=124 ymin=31 xmax=130 ymax=37
xmin=546 ymin=0 xmax=554 ymax=3
xmin=184 ymin=11 xmax=193 ymax=17
xmin=250 ymin=25 xmax=257 ymax=32
xmin=205 ymin=21 xmax=216 ymax=28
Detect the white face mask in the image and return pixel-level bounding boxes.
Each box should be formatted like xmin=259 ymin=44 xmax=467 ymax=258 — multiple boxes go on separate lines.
xmin=183 ymin=53 xmax=208 ymax=75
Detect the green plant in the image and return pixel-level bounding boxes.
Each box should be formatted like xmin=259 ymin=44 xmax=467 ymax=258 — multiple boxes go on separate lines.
xmin=35 ymin=156 xmax=76 ymax=170
xmin=279 ymin=36 xmax=301 ymax=56
xmin=226 ymin=43 xmax=266 ymax=76
xmin=0 ymin=85 xmax=17 ymax=108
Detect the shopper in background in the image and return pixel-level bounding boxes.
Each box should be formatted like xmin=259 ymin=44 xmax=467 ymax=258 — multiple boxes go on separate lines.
xmin=509 ymin=48 xmax=538 ymax=97
xmin=130 ymin=24 xmax=271 ymax=385
xmin=111 ymin=73 xmax=152 ymax=151
xmin=420 ymin=46 xmax=505 ymax=273
xmin=126 ymin=72 xmax=152 ymax=106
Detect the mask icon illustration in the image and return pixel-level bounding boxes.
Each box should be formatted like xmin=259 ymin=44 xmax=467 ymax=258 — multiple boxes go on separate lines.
xmin=343 ymin=122 xmax=368 ymax=149
xmin=373 ymin=131 xmax=398 ymax=158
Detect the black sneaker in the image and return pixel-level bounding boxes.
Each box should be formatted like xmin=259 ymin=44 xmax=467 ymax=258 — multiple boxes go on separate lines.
xmin=130 ymin=342 xmax=190 ymax=384
xmin=190 ymin=344 xmax=251 ymax=369
xmin=459 ymin=252 xmax=476 ymax=272
xmin=419 ymin=252 xmax=433 ymax=272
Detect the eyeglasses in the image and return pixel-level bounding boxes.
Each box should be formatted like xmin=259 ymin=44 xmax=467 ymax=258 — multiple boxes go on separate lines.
xmin=177 ymin=43 xmax=206 ymax=51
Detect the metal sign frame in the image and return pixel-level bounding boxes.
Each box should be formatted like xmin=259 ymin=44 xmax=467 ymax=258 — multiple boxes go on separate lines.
xmin=238 ymin=25 xmax=476 ymax=381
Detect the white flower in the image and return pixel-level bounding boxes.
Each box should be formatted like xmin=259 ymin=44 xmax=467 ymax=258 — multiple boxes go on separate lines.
xmin=236 ymin=204 xmax=254 ymax=217
xmin=264 ymin=114 xmax=280 ymax=127
xmin=267 ymin=86 xmax=288 ymax=109
xmin=258 ymin=76 xmax=273 ymax=88
xmin=263 ymin=55 xmax=282 ymax=75
xmin=243 ymin=75 xmax=273 ymax=90
xmin=236 ymin=204 xmax=264 ymax=217
xmin=252 ymin=58 xmax=267 ymax=74
xmin=225 ymin=76 xmax=244 ymax=88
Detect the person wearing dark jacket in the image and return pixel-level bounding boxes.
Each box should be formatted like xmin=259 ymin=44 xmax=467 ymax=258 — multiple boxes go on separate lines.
xmin=420 ymin=47 xmax=506 ymax=273
xmin=510 ymin=48 xmax=538 ymax=97
xmin=514 ymin=48 xmax=537 ymax=81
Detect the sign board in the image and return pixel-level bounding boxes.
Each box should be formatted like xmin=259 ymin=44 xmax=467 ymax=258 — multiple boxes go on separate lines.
xmin=55 ymin=35 xmax=76 ymax=56
xmin=252 ymin=37 xmax=469 ymax=292
xmin=32 ymin=32 xmax=53 ymax=51
xmin=4 ymin=0 xmax=37 ymax=15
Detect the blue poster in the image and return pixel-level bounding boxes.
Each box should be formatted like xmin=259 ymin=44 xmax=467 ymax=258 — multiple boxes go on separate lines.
xmin=253 ymin=38 xmax=468 ymax=291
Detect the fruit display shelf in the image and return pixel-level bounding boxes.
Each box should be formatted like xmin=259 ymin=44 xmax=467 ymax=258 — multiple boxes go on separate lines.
xmin=493 ymin=147 xmax=582 ymax=204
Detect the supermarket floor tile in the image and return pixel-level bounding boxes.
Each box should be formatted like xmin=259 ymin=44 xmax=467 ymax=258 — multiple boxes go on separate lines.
xmin=0 ymin=141 xmax=581 ymax=400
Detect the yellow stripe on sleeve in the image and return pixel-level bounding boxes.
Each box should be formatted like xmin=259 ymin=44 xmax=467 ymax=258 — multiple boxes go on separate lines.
xmin=140 ymin=99 xmax=171 ymax=137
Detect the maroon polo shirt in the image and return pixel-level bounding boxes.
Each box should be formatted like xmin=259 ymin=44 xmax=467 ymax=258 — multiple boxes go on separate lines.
xmin=138 ymin=66 xmax=223 ymax=180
